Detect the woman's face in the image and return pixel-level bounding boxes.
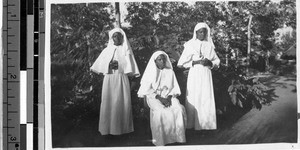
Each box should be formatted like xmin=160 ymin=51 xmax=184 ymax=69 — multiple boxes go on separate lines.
xmin=155 ymin=54 xmax=166 ymax=70
xmin=196 ymin=27 xmax=207 ymax=41
xmin=112 ymin=32 xmax=123 ymax=46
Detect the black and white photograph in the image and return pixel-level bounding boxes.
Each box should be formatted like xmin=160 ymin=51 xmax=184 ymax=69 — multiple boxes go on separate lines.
xmin=45 ymin=0 xmax=298 ymax=149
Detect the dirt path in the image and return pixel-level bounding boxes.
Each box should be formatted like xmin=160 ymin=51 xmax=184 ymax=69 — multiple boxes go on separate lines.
xmin=212 ymin=75 xmax=297 ymax=144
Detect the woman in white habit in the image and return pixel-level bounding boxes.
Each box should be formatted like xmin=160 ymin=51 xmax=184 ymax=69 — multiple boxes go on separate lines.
xmin=177 ymin=22 xmax=220 ymax=130
xmin=138 ymin=51 xmax=187 ymax=146
xmin=90 ymin=28 xmax=140 ymax=135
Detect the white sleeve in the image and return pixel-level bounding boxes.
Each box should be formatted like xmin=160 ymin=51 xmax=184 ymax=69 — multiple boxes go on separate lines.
xmin=177 ymin=42 xmax=193 ymax=68
xmin=209 ymin=47 xmax=220 ymax=69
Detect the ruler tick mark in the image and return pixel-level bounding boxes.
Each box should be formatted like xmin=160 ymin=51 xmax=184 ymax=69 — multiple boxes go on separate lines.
xmin=3 ymin=126 xmax=15 ymax=129
xmin=3 ymin=103 xmax=12 ymax=106
xmin=7 ymin=80 xmax=20 ymax=82
xmin=8 ymin=142 xmax=20 ymax=144
xmin=8 ymin=111 xmax=18 ymax=113
xmin=8 ymin=50 xmax=18 ymax=52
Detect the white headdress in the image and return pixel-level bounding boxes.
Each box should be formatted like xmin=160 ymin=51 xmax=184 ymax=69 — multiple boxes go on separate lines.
xmin=138 ymin=51 xmax=180 ymax=98
xmin=90 ymin=28 xmax=140 ymax=76
xmin=192 ymin=22 xmax=215 ymax=49
xmin=177 ymin=22 xmax=216 ymax=67
xmin=107 ymin=28 xmax=133 ymax=56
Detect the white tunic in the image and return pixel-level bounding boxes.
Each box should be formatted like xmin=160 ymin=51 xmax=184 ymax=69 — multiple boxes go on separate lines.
xmin=90 ymin=28 xmax=140 ymax=135
xmin=137 ymin=51 xmax=186 ymax=146
xmin=146 ymin=69 xmax=187 ymax=146
xmin=98 ymin=46 xmax=134 ymax=135
xmin=178 ymin=39 xmax=220 ymax=130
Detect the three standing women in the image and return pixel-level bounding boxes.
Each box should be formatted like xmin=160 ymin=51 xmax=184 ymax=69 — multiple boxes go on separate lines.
xmin=91 ymin=22 xmax=220 ymax=145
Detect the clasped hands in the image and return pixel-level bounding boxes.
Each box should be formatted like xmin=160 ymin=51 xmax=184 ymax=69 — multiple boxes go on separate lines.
xmin=192 ymin=58 xmax=212 ymax=67
xmin=109 ymin=60 xmax=118 ymax=70
xmin=156 ymin=95 xmax=172 ymax=107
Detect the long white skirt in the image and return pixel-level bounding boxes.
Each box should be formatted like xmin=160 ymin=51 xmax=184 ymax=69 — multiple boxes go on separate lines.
xmin=99 ymin=71 xmax=134 ymax=135
xmin=147 ymin=97 xmax=187 ymax=146
xmin=186 ymin=65 xmax=217 ymax=130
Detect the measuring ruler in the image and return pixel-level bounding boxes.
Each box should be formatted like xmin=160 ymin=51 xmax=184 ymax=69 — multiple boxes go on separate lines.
xmin=3 ymin=0 xmax=21 ymax=149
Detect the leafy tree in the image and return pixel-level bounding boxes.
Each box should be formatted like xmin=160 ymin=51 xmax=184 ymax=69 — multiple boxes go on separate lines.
xmin=51 ymin=3 xmax=114 ymax=142
xmin=124 ymin=1 xmax=289 ymax=112
xmin=276 ymin=29 xmax=296 ymax=52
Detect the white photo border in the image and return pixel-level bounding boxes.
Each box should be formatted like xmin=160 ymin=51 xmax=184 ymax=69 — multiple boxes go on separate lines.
xmin=44 ymin=0 xmax=300 ymax=149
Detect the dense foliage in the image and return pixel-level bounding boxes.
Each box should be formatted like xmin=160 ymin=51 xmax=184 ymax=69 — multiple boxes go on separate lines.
xmin=51 ymin=3 xmax=114 ymax=139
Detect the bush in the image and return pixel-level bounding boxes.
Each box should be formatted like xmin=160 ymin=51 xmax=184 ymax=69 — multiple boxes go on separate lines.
xmin=213 ymin=62 xmax=271 ymax=113
xmin=51 ymin=61 xmax=103 ymax=138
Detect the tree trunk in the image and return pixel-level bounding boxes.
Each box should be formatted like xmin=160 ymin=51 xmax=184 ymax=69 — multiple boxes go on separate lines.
xmin=247 ymin=15 xmax=253 ymax=74
xmin=266 ymin=50 xmax=270 ymax=72
xmin=115 ymin=2 xmax=121 ymax=28
xmin=225 ymin=45 xmax=229 ymax=67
